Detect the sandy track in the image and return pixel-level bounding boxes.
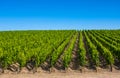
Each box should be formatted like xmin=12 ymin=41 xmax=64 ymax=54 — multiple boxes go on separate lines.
xmin=0 ymin=72 xmax=120 ymax=78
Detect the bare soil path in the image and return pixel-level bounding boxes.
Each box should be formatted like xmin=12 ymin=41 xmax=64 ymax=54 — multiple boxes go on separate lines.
xmin=0 ymin=71 xmax=120 ymax=78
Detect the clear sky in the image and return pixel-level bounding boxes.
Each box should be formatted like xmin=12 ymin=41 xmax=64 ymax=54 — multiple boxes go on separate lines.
xmin=0 ymin=0 xmax=120 ymax=30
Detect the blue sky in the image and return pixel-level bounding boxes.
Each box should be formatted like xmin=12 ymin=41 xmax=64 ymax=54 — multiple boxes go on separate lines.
xmin=0 ymin=0 xmax=120 ymax=30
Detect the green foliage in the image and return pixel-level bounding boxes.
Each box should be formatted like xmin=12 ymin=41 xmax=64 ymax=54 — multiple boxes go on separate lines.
xmin=0 ymin=30 xmax=119 ymax=69
xmin=50 ymin=35 xmax=72 ymax=66
xmin=87 ymin=31 xmax=114 ymax=65
xmin=84 ymin=31 xmax=100 ymax=66
xmin=79 ymin=31 xmax=87 ymax=66
xmin=63 ymin=32 xmax=78 ymax=68
xmin=0 ymin=30 xmax=75 ymax=68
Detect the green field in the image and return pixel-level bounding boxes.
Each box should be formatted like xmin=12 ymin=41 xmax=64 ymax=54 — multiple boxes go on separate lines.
xmin=0 ymin=30 xmax=120 ymax=72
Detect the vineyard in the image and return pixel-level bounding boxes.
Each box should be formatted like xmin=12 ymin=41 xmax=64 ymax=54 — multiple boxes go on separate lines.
xmin=0 ymin=30 xmax=120 ymax=73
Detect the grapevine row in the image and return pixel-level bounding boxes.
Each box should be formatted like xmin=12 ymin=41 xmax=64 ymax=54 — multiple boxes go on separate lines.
xmin=78 ymin=31 xmax=87 ymax=66
xmin=62 ymin=31 xmax=78 ymax=68
xmin=84 ymin=31 xmax=100 ymax=67
xmin=86 ymin=31 xmax=114 ymax=65
xmin=89 ymin=31 xmax=120 ymax=60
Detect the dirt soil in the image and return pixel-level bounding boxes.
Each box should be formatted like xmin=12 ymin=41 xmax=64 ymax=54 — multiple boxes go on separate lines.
xmin=0 ymin=71 xmax=120 ymax=78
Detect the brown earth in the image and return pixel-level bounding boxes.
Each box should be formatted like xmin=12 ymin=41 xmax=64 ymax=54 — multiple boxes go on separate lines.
xmin=0 ymin=70 xmax=120 ymax=78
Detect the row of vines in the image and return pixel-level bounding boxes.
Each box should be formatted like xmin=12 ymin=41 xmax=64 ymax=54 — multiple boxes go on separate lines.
xmin=0 ymin=30 xmax=120 ymax=72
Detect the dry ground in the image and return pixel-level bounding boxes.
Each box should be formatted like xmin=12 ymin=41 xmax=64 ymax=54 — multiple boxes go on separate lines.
xmin=0 ymin=69 xmax=120 ymax=78
xmin=0 ymin=72 xmax=120 ymax=78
